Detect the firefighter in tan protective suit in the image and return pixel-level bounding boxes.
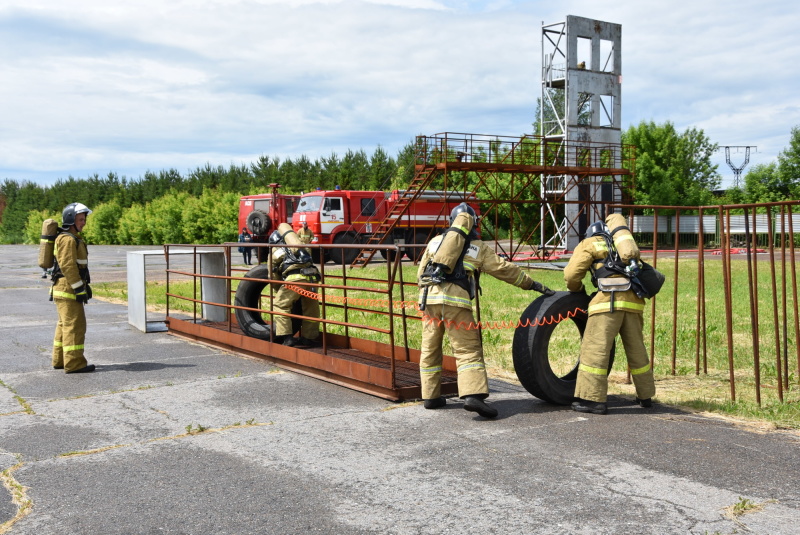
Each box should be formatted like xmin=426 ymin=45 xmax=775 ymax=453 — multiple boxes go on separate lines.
xmin=417 ymin=203 xmax=554 ymax=418
xmin=51 ymin=202 xmax=95 ymax=374
xmin=297 ymin=221 xmax=314 ymax=245
xmin=564 ymin=213 xmax=656 ymax=414
xmin=269 ymin=223 xmax=321 ymax=347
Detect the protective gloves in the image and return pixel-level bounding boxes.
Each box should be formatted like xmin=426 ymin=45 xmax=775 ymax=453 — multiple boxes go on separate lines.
xmin=75 ymin=284 xmax=89 ymax=304
xmin=531 ymin=281 xmax=556 ymax=296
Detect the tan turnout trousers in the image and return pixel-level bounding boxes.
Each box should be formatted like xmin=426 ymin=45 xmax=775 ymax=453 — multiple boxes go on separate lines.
xmin=52 ymin=298 xmax=88 ymax=372
xmin=420 ymin=304 xmax=488 ymax=400
xmin=574 ymin=311 xmax=656 ymax=403
xmin=273 ymin=285 xmax=320 ymax=340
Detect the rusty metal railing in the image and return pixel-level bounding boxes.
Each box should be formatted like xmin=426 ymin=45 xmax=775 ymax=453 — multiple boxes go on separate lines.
xmin=159 ymin=197 xmax=800 ymax=406
xmin=615 ymin=201 xmax=800 ymax=406
xmin=415 ymin=132 xmax=636 ymax=172
xmin=160 ymin=242 xmax=448 ymax=400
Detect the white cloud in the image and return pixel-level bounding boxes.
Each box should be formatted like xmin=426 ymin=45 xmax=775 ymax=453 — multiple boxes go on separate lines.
xmin=1 ymin=0 xmax=798 ymax=188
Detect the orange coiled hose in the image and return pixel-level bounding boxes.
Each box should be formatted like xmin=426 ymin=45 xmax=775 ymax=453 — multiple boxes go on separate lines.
xmin=285 ymin=284 xmax=586 ymax=330
xmin=420 ymin=307 xmax=586 ymax=330
xmin=284 ymin=284 xmax=420 ymax=310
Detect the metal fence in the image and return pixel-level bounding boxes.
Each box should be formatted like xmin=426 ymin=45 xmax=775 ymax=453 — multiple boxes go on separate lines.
xmin=628 ymin=212 xmax=800 ymax=249
xmin=615 ymin=201 xmax=800 ymax=406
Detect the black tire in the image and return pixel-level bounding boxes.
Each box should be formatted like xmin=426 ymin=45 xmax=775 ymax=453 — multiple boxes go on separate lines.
xmin=379 ymin=248 xmax=397 ymax=262
xmin=404 ymin=230 xmax=429 ymax=262
xmin=329 ymin=232 xmax=359 ymax=265
xmin=234 ymin=264 xmax=302 ymax=340
xmin=512 ymin=291 xmax=615 ymax=405
xmin=246 ymin=210 xmax=272 ymax=237
xmin=378 ymin=235 xmax=400 ymax=264
xmin=311 ymin=248 xmax=327 ymax=264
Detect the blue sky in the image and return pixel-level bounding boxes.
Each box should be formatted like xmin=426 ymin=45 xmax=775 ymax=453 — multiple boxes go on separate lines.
xmin=1 ymin=0 xmax=798 ymax=189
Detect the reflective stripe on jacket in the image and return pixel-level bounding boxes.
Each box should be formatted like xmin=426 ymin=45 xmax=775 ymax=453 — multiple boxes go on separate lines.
xmin=52 ymin=231 xmax=88 ymax=298
xmin=417 ymin=238 xmax=533 ymax=310
xmin=564 ymin=235 xmax=645 ymax=316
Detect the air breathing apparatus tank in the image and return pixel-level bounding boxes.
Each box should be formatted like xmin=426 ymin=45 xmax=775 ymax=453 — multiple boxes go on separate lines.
xmin=430 ymin=211 xmax=474 ymax=273
xmin=276 ymin=222 xmax=304 ymax=249
xmin=418 ymin=211 xmax=475 ymax=290
xmin=605 ymin=213 xmax=639 ymax=262
xmin=38 ymin=218 xmax=59 ymax=270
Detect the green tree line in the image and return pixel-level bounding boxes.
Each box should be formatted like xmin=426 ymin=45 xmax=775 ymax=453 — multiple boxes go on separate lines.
xmin=622 ymin=121 xmax=800 ymax=207
xmin=0 ymin=144 xmax=416 ymax=244
xmin=2 ymin=123 xmax=799 ymax=245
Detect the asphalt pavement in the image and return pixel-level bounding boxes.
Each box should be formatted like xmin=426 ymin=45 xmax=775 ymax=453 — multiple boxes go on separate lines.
xmin=1 ymin=244 xmax=799 ymax=535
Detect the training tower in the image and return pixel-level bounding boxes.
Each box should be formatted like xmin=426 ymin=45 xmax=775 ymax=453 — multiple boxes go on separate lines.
xmin=540 ymin=15 xmax=626 ymax=250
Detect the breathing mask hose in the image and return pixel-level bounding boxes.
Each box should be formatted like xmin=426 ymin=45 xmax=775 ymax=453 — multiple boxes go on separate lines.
xmin=419 ymin=286 xmax=429 ymax=312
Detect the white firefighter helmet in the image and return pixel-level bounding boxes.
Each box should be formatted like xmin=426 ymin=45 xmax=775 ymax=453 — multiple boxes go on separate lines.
xmin=61 ymin=202 xmax=92 ymax=230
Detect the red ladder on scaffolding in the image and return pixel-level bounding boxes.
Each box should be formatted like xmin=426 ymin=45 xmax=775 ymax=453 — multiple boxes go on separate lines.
xmin=350 ymin=166 xmax=437 ymax=268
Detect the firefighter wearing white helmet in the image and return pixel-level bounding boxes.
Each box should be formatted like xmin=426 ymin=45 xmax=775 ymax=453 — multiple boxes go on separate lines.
xmin=564 ymin=212 xmax=656 ymax=414
xmin=417 ymin=202 xmax=555 ymax=418
xmin=50 ymin=202 xmax=95 ymax=373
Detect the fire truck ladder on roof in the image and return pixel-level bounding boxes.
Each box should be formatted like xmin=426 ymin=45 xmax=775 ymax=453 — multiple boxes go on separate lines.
xmin=350 ymin=166 xmax=437 ymax=268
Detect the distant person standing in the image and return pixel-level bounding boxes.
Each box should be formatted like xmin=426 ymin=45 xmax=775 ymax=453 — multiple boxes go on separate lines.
xmin=238 ymin=227 xmax=253 ymax=265
xmin=50 ymin=202 xmax=95 ymax=374
xmin=297 ymin=221 xmax=314 ymax=245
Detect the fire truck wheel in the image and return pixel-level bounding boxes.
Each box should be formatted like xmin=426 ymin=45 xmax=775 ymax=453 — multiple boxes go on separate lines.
xmin=511 ymin=291 xmax=615 ymax=405
xmin=311 ymin=249 xmax=326 ymax=264
xmin=329 ymin=232 xmax=359 ymax=265
xmin=404 ymin=230 xmax=429 ymax=262
xmin=234 ymin=264 xmax=302 ymax=340
xmin=380 ymin=249 xmax=399 ymax=263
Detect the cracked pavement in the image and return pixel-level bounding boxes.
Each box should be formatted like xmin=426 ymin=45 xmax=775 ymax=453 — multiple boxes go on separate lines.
xmin=1 ymin=244 xmax=799 ymax=534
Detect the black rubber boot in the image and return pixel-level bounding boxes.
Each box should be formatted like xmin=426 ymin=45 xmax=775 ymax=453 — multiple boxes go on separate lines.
xmin=423 ymin=397 xmax=446 ymax=409
xmin=282 ymin=337 xmax=298 ymax=347
xmin=66 ymin=364 xmax=96 ymax=374
xmin=297 ymin=336 xmax=320 ymax=347
xmin=637 ymin=397 xmax=653 ymax=408
xmin=463 ymin=396 xmax=498 ymax=418
xmin=571 ymin=399 xmax=607 ymax=415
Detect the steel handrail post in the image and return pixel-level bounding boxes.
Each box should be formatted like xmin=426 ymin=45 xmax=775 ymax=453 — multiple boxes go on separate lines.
xmin=720 ymin=207 xmax=736 ymax=401
xmin=781 ymin=206 xmax=789 ymax=390
xmin=671 ymin=211 xmax=680 ymax=374
xmin=650 ymin=208 xmax=659 ymax=366
xmin=766 ymin=206 xmax=784 ymax=402
xmin=744 ymin=208 xmax=761 ymax=405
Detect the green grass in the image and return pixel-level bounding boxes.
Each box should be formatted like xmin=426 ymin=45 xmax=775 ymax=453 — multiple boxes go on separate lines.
xmin=91 ymin=258 xmax=800 ymax=430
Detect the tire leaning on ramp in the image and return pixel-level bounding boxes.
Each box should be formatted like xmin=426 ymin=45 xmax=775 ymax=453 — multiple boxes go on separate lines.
xmin=234 ymin=264 xmax=302 ymax=340
xmin=512 ymin=291 xmax=615 ymax=405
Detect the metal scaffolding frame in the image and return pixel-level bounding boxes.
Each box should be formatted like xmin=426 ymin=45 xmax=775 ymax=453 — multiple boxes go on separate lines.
xmin=540 ymin=15 xmax=626 ymax=250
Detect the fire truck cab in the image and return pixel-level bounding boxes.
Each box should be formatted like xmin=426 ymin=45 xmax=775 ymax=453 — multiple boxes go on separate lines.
xmin=293 ymin=189 xmax=477 ymax=264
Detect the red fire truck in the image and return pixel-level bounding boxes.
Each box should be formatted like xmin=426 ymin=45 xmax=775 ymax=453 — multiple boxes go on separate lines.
xmin=291 ymin=189 xmax=478 ymax=264
xmin=238 ymin=184 xmax=300 ymax=261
